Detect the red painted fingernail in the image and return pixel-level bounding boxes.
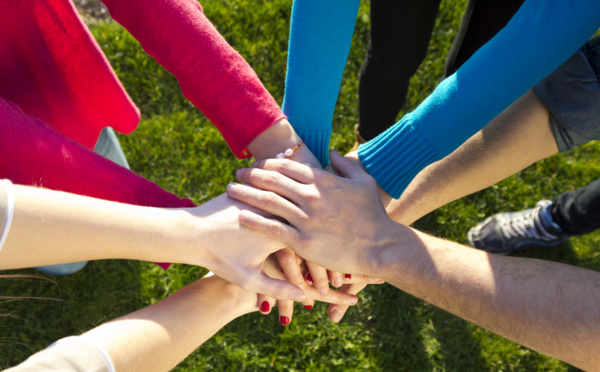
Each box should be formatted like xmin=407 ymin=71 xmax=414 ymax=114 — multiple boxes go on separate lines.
xmin=304 ymin=305 xmax=313 ymax=310
xmin=345 ymin=274 xmax=352 ymax=280
xmin=260 ymin=301 xmax=270 ymax=313
xmin=305 ymin=274 xmax=313 ymax=284
xmin=280 ymin=316 xmax=290 ymax=325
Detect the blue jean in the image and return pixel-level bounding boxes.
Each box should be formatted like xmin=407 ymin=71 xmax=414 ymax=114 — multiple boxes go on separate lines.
xmin=534 ymin=36 xmax=600 ymax=152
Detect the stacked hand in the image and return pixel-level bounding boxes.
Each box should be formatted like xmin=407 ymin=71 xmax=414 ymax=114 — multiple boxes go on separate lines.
xmin=225 ymin=150 xmax=395 ymax=322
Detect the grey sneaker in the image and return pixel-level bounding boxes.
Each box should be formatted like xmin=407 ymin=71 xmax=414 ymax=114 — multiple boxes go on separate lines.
xmin=467 ymin=200 xmax=569 ymax=254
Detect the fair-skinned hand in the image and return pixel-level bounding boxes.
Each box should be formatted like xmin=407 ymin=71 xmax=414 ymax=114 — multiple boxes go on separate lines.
xmin=319 ymin=150 xmax=392 ymax=322
xmin=257 ymin=252 xmax=384 ymax=325
xmin=182 ymin=193 xmax=306 ymax=302
xmin=247 ymin=119 xmax=345 ymax=301
xmin=225 ymin=150 xmax=396 ymax=279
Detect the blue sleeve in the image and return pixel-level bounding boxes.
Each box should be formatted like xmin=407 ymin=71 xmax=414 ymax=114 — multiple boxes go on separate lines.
xmin=282 ymin=0 xmax=360 ymax=166
xmin=359 ymin=0 xmax=600 ymax=198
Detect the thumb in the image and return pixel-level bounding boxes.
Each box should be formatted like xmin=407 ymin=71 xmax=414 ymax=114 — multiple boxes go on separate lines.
xmin=329 ymin=150 xmax=367 ymax=180
xmin=248 ymin=273 xmax=306 ymax=302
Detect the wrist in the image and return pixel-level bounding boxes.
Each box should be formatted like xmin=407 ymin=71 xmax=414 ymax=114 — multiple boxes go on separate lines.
xmin=368 ymin=222 xmax=415 ymax=283
xmin=247 ymin=119 xmax=302 ymax=160
xmin=149 ymin=208 xmax=211 ymax=267
xmin=247 ymin=119 xmax=321 ymax=168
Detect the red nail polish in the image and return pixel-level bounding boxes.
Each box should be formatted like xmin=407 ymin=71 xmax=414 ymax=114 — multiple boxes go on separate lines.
xmin=304 ymin=305 xmax=313 ymax=310
xmin=305 ymin=274 xmax=313 ymax=284
xmin=280 ymin=268 xmax=284 ymax=274
xmin=260 ymin=301 xmax=270 ymax=313
xmin=345 ymin=274 xmax=352 ymax=280
xmin=280 ymin=316 xmax=290 ymax=325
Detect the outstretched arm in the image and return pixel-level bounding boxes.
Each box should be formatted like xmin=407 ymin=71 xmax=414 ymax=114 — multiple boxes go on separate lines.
xmin=0 ymin=181 xmax=306 ymax=302
xmin=6 ymin=260 xmax=365 ymax=372
xmin=388 ymin=89 xmax=558 ymax=225
xmin=6 ymin=276 xmax=254 ymax=372
xmin=359 ymin=0 xmax=600 ymax=198
xmin=282 ymin=0 xmax=360 ymax=166
xmin=227 ymin=154 xmax=600 ymax=370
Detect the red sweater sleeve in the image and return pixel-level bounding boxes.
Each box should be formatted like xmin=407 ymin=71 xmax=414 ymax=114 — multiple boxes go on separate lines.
xmin=101 ymin=0 xmax=285 ymax=158
xmin=0 ymin=98 xmax=195 ymax=209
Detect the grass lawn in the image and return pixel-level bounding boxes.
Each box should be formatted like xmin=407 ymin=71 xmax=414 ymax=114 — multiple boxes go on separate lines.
xmin=1 ymin=0 xmax=598 ymax=370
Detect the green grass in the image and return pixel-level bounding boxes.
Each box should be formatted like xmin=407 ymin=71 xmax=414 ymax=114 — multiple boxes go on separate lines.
xmin=1 ymin=0 xmax=598 ymax=370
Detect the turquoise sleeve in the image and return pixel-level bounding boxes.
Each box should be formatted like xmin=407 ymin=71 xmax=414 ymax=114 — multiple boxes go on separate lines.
xmin=282 ymin=0 xmax=360 ymax=166
xmin=359 ymin=0 xmax=600 ymax=198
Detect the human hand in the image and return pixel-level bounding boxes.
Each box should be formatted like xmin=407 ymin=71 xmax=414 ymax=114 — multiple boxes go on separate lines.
xmin=317 ymin=150 xmax=392 ymax=323
xmin=225 ymin=150 xmax=396 ymax=277
xmin=255 ymin=254 xmax=382 ymax=325
xmin=328 ymin=150 xmax=392 ymax=207
xmin=181 ymin=193 xmax=305 ymax=302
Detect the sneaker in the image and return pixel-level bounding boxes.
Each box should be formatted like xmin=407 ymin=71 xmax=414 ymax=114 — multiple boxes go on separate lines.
xmin=467 ymin=200 xmax=569 ymax=254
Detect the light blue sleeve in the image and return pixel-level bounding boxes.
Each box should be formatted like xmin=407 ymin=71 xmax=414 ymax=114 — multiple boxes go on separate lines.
xmin=282 ymin=0 xmax=361 ymax=166
xmin=359 ymin=0 xmax=600 ymax=198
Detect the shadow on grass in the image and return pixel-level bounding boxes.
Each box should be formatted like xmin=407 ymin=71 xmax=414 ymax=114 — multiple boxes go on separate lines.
xmin=365 ymin=284 xmax=487 ymax=372
xmin=0 ymin=259 xmax=145 ymax=369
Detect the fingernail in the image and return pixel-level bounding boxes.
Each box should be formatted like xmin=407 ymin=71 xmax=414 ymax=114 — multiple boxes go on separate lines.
xmin=344 ymin=274 xmax=352 ymax=281
xmin=348 ymin=295 xmax=358 ymax=305
xmin=235 ymin=169 xmax=243 ymax=178
xmin=304 ymin=305 xmax=313 ymax=310
xmin=280 ymin=316 xmax=290 ymax=326
xmin=280 ymin=268 xmax=284 ymax=274
xmin=333 ymin=278 xmax=342 ymax=288
xmin=291 ymin=291 xmax=306 ymax=302
xmin=330 ymin=308 xmax=342 ymax=323
xmin=260 ymin=301 xmax=270 ymax=313
xmin=319 ymin=287 xmax=329 ymax=297
xmin=305 ymin=274 xmax=313 ymax=284
xmin=251 ymin=162 xmax=258 ymax=168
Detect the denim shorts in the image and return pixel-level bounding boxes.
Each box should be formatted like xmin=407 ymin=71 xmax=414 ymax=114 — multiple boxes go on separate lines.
xmin=533 ymin=35 xmax=600 ymax=152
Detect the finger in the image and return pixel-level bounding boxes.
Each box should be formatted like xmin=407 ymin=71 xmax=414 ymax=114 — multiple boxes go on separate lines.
xmin=328 ymin=269 xmax=345 ymax=288
xmin=227 ymin=183 xmax=304 ymax=226
xmin=247 ymin=272 xmax=305 ymax=302
xmin=329 ymin=150 xmax=367 ymax=181
xmin=305 ymin=261 xmax=330 ymax=298
xmin=303 ymin=297 xmax=315 ymax=310
xmin=257 ymin=294 xmax=274 ymax=315
xmin=235 ymin=168 xmax=306 ymax=206
xmin=278 ymin=300 xmax=294 ymax=326
xmin=237 ymin=210 xmax=300 ymax=249
xmin=276 ymin=248 xmax=313 ymax=307
xmin=276 ymin=248 xmax=306 ymax=286
xmin=328 ymin=283 xmax=367 ymax=323
xmin=251 ymin=158 xmax=315 ymax=184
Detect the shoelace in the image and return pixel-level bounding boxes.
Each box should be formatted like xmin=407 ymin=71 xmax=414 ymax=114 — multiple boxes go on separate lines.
xmin=498 ymin=206 xmax=558 ymax=241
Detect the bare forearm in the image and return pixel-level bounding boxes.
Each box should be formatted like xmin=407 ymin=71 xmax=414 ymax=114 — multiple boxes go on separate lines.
xmin=376 ymin=225 xmax=600 ymax=370
xmin=0 ymin=185 xmax=194 ymax=269
xmin=388 ymin=90 xmax=558 ymax=225
xmin=81 ymin=276 xmax=254 ymax=372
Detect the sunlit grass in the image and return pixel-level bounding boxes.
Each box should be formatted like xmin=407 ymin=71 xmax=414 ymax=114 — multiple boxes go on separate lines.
xmin=1 ymin=0 xmax=596 ymax=370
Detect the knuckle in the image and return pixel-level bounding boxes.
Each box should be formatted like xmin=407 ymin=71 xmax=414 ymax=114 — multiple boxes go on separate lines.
xmin=262 ymin=192 xmax=280 ymax=208
xmin=263 ymin=172 xmax=283 ymax=188
xmin=266 ymin=220 xmax=284 ymax=236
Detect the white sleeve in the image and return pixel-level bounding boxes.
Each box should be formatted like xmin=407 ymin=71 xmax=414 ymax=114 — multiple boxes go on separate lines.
xmin=0 ymin=179 xmax=15 ymax=252
xmin=4 ymin=336 xmax=115 ymax=372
